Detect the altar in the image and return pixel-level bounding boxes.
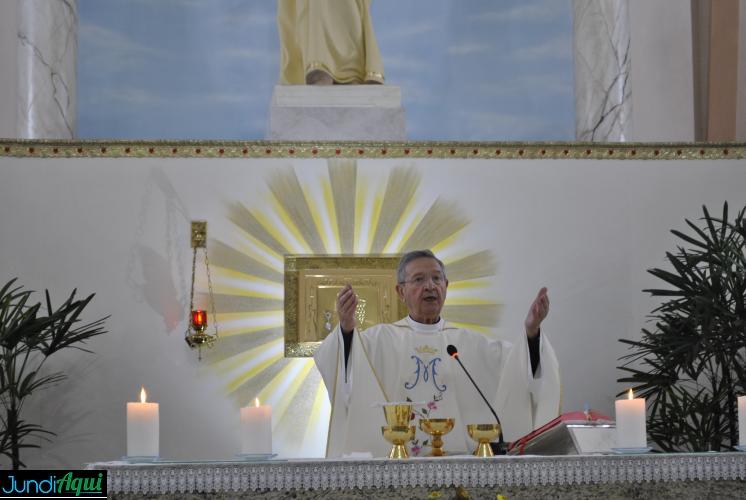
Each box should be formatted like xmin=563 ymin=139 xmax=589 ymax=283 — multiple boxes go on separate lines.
xmin=89 ymin=453 xmax=746 ymax=499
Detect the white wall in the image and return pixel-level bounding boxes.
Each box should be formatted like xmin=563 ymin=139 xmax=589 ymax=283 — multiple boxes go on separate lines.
xmin=1 ymin=154 xmax=744 ymax=467
xmin=0 ymin=0 xmax=17 ymax=138
xmin=629 ymin=1 xmax=696 ymax=141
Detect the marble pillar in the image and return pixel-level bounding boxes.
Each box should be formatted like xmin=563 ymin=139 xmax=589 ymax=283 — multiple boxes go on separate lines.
xmin=573 ymin=0 xmax=631 ymax=141
xmin=17 ymin=0 xmax=77 ymax=139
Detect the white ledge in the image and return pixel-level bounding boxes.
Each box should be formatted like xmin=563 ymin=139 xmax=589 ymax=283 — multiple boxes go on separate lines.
xmin=272 ymin=85 xmax=402 ymax=108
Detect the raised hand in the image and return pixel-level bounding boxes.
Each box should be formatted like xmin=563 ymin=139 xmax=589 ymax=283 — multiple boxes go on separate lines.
xmin=524 ymin=287 xmax=549 ymax=339
xmin=336 ymin=284 xmax=358 ymax=334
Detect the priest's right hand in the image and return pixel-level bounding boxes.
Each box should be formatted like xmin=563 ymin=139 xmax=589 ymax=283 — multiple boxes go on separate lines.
xmin=337 ymin=284 xmax=358 ymax=334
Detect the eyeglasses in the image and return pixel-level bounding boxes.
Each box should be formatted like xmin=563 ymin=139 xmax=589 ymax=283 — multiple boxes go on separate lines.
xmin=400 ymin=274 xmax=446 ymax=287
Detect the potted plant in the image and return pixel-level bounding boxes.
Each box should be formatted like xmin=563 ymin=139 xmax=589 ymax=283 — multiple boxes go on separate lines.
xmin=618 ymin=202 xmax=746 ymax=452
xmin=0 ymin=279 xmax=108 ymax=469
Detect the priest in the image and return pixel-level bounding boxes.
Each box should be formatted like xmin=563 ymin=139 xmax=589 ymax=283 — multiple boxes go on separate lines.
xmin=314 ymin=250 xmax=561 ymax=457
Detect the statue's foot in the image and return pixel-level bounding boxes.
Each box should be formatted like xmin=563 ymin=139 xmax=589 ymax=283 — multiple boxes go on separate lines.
xmin=306 ymin=70 xmax=334 ymax=85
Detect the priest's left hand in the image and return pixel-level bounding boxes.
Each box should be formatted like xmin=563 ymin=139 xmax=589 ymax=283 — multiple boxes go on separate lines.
xmin=524 ymin=287 xmax=549 ymax=339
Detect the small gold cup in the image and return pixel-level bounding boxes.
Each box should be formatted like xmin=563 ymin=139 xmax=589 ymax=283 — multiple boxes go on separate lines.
xmin=466 ymin=423 xmax=501 ymax=457
xmin=381 ymin=425 xmax=416 ymax=459
xmin=419 ymin=418 xmax=455 ymax=457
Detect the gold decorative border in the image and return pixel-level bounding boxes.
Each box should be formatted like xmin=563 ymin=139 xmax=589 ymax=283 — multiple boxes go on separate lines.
xmin=1 ymin=139 xmax=745 ymax=160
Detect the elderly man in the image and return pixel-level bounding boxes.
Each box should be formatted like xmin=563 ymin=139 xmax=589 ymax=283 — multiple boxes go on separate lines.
xmin=314 ymin=250 xmax=560 ymax=457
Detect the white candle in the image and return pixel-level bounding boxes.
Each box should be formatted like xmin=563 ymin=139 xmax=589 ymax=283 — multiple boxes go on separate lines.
xmin=615 ymin=388 xmax=647 ymax=448
xmin=126 ymin=387 xmax=159 ymax=457
xmin=738 ymin=396 xmax=746 ymax=446
xmin=240 ymin=398 xmax=272 ymax=454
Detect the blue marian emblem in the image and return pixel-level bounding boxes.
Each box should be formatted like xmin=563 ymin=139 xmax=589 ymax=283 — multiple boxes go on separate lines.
xmin=405 ymin=356 xmax=446 ymax=392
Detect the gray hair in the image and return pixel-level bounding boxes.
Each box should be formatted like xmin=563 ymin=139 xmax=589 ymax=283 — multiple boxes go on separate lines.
xmin=397 ymin=250 xmax=447 ymax=283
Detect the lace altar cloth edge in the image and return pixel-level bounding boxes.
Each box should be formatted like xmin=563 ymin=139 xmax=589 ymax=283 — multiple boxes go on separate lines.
xmin=86 ymin=453 xmax=746 ymax=494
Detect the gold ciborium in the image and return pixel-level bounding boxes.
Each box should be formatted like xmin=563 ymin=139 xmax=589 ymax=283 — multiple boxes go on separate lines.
xmin=381 ymin=403 xmax=414 ymax=458
xmin=381 ymin=425 xmax=416 ymax=459
xmin=419 ymin=418 xmax=455 ymax=456
xmin=466 ymin=424 xmax=501 ymax=457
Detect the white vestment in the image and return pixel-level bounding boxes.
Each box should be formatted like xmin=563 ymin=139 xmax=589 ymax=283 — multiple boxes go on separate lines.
xmin=314 ymin=316 xmax=561 ymax=457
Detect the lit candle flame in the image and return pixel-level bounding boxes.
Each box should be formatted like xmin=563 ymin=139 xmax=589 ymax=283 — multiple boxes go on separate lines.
xmin=627 ymin=388 xmax=634 ymax=400
xmin=254 ymin=397 xmax=260 ymax=407
xmin=140 ymin=386 xmax=147 ymax=403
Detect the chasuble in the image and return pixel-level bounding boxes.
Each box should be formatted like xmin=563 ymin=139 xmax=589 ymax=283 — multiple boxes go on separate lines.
xmin=314 ymin=316 xmax=561 ymax=458
xmin=277 ymin=0 xmax=385 ymax=84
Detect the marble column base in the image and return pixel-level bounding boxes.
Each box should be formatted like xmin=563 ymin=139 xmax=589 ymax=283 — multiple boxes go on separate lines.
xmin=268 ymin=85 xmax=406 ymax=141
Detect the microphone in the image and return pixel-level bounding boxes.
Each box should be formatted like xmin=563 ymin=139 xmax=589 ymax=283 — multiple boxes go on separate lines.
xmin=447 ymin=344 xmax=506 ymax=454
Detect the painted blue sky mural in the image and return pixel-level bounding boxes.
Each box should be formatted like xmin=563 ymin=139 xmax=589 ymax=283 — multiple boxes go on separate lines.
xmin=77 ymin=0 xmax=574 ymax=140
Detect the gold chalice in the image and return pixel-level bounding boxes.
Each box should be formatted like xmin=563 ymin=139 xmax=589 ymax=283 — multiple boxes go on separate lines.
xmin=419 ymin=418 xmax=455 ymax=457
xmin=381 ymin=425 xmax=416 ymax=459
xmin=380 ymin=403 xmax=414 ymax=458
xmin=466 ymin=424 xmax=501 ymax=457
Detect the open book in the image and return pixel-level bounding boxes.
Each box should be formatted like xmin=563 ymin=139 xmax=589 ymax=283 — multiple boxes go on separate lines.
xmin=508 ymin=409 xmax=614 ymax=455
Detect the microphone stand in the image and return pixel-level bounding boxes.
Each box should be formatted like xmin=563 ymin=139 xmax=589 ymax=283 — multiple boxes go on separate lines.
xmin=450 ymin=352 xmax=507 ymax=455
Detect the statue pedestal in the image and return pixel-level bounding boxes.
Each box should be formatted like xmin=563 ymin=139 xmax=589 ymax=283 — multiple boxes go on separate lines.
xmin=268 ymin=85 xmax=406 ymax=141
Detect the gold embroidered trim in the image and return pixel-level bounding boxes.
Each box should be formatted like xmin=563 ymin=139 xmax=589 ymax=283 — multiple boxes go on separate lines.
xmin=2 ymin=140 xmax=743 ymax=160
xmin=415 ymin=345 xmax=438 ymax=355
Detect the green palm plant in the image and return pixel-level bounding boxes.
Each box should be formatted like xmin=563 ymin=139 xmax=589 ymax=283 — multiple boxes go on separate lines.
xmin=618 ymin=202 xmax=746 ymax=452
xmin=0 ymin=278 xmax=108 ymax=469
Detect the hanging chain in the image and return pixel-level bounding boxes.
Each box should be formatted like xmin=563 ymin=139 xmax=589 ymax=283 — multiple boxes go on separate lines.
xmin=186 ymin=246 xmax=197 ymax=339
xmin=204 ymin=248 xmax=219 ymax=340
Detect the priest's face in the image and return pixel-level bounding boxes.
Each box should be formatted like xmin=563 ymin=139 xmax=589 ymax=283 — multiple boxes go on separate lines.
xmin=396 ymin=257 xmax=449 ymax=324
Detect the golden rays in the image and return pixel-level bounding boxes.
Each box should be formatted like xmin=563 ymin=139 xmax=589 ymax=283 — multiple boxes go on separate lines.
xmin=206 ymin=160 xmax=499 ymax=457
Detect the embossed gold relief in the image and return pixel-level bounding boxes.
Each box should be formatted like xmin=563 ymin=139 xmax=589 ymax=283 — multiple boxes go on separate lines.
xmin=1 ymin=139 xmax=744 ymax=160
xmin=285 ymin=256 xmax=407 ymax=354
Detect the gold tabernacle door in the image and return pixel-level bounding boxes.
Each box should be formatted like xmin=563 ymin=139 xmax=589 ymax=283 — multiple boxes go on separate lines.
xmin=284 ymin=255 xmax=407 ymax=357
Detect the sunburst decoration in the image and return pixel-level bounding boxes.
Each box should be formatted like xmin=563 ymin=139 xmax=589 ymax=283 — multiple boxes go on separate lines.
xmin=201 ymin=160 xmax=499 ymax=457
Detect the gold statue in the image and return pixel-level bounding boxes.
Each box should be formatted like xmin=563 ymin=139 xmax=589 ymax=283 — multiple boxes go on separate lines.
xmin=277 ymin=0 xmax=385 ymax=85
